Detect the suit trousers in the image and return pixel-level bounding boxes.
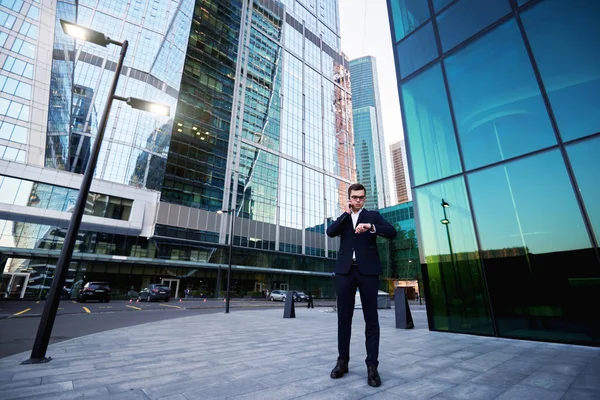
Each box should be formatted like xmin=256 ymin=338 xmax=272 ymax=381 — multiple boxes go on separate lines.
xmin=335 ymin=262 xmax=380 ymax=367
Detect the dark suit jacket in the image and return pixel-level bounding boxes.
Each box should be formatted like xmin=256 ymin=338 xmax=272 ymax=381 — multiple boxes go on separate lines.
xmin=326 ymin=209 xmax=397 ymax=275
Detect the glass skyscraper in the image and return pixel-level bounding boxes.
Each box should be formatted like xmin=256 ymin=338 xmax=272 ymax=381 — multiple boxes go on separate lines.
xmin=348 ymin=56 xmax=390 ymax=210
xmin=1 ymin=0 xmax=355 ymax=300
xmin=390 ymin=140 xmax=409 ymax=204
xmin=387 ymin=0 xmax=600 ymax=346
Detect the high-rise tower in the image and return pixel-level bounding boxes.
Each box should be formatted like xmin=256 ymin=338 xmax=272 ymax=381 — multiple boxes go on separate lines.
xmin=348 ymin=55 xmax=390 ymax=210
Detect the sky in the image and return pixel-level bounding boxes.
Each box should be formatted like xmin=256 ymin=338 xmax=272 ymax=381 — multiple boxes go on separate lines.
xmin=338 ymin=0 xmax=405 ymax=203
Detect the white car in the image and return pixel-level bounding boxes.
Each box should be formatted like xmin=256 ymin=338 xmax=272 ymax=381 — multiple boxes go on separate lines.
xmin=269 ymin=290 xmax=287 ymax=301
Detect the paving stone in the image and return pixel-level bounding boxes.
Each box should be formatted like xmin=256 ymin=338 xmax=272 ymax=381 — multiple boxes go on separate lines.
xmin=562 ymin=388 xmax=600 ymax=400
xmin=386 ymin=378 xmax=455 ymax=399
xmin=571 ymin=374 xmax=600 ymax=391
xmin=453 ymin=358 xmax=503 ymax=372
xmin=106 ymin=373 xmax=194 ymax=395
xmin=419 ymin=356 xmax=460 ymax=369
xmin=426 ymin=367 xmax=478 ymax=384
xmin=86 ymin=389 xmax=151 ymax=400
xmin=0 ymin=376 xmax=41 ymax=390
xmin=181 ymin=378 xmax=270 ymax=400
xmin=446 ymin=351 xmax=480 ymax=360
xmin=0 ymin=371 xmax=14 ymax=383
xmin=538 ymin=362 xmax=586 ymax=376
xmin=11 ymin=364 xmax=97 ymax=381
xmin=26 ymin=385 xmax=110 ymax=399
xmin=0 ymin=381 xmax=73 ymax=400
xmin=494 ymin=360 xmax=540 ymax=374
xmin=362 ymin=391 xmax=404 ymax=399
xmin=582 ymin=364 xmax=600 ymax=377
xmin=520 ymin=370 xmax=577 ymax=392
xmin=437 ymin=382 xmax=505 ymax=400
xmin=496 ymin=384 xmax=563 ymax=400
xmin=72 ymin=370 xmax=156 ymax=390
xmin=469 ymin=369 xmax=527 ymax=388
xmin=225 ymin=381 xmax=319 ymax=400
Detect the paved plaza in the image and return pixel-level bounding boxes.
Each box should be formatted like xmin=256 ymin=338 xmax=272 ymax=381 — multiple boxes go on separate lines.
xmin=0 ymin=305 xmax=599 ymax=399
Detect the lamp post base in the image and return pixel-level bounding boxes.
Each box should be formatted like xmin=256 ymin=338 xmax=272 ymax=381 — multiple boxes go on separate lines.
xmin=21 ymin=356 xmax=52 ymax=364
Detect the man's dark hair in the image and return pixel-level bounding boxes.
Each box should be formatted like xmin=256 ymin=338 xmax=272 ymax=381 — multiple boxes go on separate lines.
xmin=348 ymin=183 xmax=366 ymax=198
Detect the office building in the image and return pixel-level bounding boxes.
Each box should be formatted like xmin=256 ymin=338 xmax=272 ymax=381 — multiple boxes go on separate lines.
xmin=390 ymin=140 xmax=409 ymax=204
xmin=387 ymin=0 xmax=600 ymax=346
xmin=348 ymin=56 xmax=390 ymax=210
xmin=0 ymin=0 xmax=355 ymax=300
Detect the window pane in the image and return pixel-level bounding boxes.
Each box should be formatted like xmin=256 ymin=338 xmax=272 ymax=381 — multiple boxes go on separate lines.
xmin=397 ymin=22 xmax=438 ymax=78
xmin=522 ymin=0 xmax=600 ymax=142
xmin=23 ymin=64 xmax=33 ymax=78
xmin=433 ymin=0 xmax=454 ymax=13
xmin=468 ymin=149 xmax=598 ymax=344
xmin=567 ymin=136 xmax=600 ymax=245
xmin=401 ymin=64 xmax=462 ymax=185
xmin=437 ymin=0 xmax=511 ymax=52
xmin=415 ymin=176 xmax=494 ymax=335
xmin=26 ymin=5 xmax=39 ymax=20
xmin=445 ymin=19 xmax=556 ymax=170
xmin=11 ymin=125 xmax=26 ymax=143
xmin=389 ymin=0 xmax=431 ymax=41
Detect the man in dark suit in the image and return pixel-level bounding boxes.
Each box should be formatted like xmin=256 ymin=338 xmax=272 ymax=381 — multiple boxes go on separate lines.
xmin=326 ymin=183 xmax=397 ymax=387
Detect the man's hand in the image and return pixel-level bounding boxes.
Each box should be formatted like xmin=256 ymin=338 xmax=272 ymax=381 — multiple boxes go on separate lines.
xmin=355 ymin=223 xmax=373 ymax=234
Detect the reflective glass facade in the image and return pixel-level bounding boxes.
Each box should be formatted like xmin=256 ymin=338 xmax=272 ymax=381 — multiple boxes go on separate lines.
xmin=377 ymin=202 xmax=419 ymax=293
xmin=159 ymin=0 xmax=355 ymax=285
xmin=0 ymin=0 xmax=40 ymax=163
xmin=46 ymin=0 xmax=193 ymax=187
xmin=1 ymin=0 xmax=355 ymax=300
xmin=388 ymin=0 xmax=600 ymax=345
xmin=349 ymin=56 xmax=391 ymax=210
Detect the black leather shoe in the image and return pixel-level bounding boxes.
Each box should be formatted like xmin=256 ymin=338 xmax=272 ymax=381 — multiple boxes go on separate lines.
xmin=367 ymin=365 xmax=381 ymax=387
xmin=330 ymin=359 xmax=348 ymax=379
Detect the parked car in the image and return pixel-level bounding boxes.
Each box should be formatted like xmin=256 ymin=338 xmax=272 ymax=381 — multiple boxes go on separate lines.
xmin=269 ymin=290 xmax=287 ymax=302
xmin=293 ymin=291 xmax=308 ymax=302
xmin=77 ymin=282 xmax=111 ymax=303
xmin=139 ymin=284 xmax=171 ymax=302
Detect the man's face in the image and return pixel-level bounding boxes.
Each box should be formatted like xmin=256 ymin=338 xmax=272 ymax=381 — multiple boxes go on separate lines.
xmin=349 ymin=189 xmax=366 ymax=211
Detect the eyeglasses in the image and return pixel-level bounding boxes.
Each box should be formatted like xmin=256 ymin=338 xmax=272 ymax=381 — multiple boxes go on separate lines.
xmin=350 ymin=196 xmax=365 ymax=201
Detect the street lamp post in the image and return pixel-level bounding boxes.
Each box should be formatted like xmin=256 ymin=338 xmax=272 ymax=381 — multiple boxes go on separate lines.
xmin=217 ymin=208 xmax=234 ymax=313
xmin=23 ymin=21 xmax=170 ymax=364
xmin=440 ymin=199 xmax=454 ymax=266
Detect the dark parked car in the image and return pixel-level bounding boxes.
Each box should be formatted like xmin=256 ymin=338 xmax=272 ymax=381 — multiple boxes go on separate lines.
xmin=293 ymin=291 xmax=308 ymax=302
xmin=139 ymin=284 xmax=171 ymax=302
xmin=77 ymin=282 xmax=111 ymax=303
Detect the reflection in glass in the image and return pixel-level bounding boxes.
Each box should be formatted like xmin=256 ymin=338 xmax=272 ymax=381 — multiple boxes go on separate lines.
xmin=389 ymin=0 xmax=431 ymax=41
xmin=401 ymin=64 xmax=462 ymax=186
xmin=445 ymin=19 xmax=556 ymax=170
xmin=242 ymin=9 xmax=283 ymax=152
xmin=468 ymin=149 xmax=598 ymax=344
xmin=521 ymin=0 xmax=600 ymax=142
xmin=437 ymin=0 xmax=511 ymax=52
xmin=567 ymin=136 xmax=600 ymax=245
xmin=415 ymin=177 xmax=493 ymax=334
xmin=396 ymin=22 xmax=438 ymax=78
xmin=236 ymin=143 xmax=278 ymax=225
xmin=0 ymin=176 xmax=133 ymax=221
xmin=161 ymin=0 xmax=240 ymax=209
